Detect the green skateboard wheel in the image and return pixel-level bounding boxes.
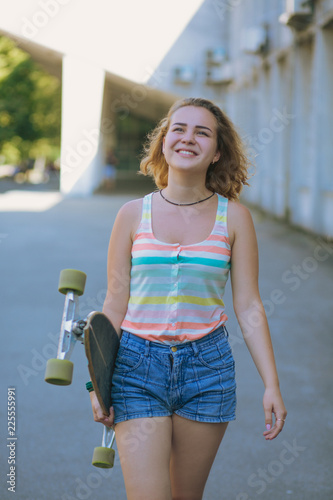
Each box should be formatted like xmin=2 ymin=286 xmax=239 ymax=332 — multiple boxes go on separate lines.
xmin=44 ymin=358 xmax=74 ymax=385
xmin=92 ymin=446 xmax=115 ymax=468
xmin=58 ymin=269 xmax=86 ymax=296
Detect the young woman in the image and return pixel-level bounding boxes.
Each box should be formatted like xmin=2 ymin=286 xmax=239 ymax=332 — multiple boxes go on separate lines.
xmin=89 ymin=97 xmax=287 ymax=500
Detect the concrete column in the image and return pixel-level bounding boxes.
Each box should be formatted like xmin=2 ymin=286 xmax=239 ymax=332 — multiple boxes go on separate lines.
xmin=100 ymin=80 xmax=118 ymax=160
xmin=313 ymin=27 xmax=333 ymax=238
xmin=273 ymin=54 xmax=293 ymax=219
xmin=289 ymin=37 xmax=315 ymax=230
xmin=60 ymin=55 xmax=105 ymax=196
xmin=240 ymin=81 xmax=261 ymax=205
xmin=260 ymin=66 xmax=274 ymax=212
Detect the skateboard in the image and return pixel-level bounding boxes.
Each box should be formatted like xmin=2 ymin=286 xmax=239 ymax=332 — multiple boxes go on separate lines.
xmin=44 ymin=269 xmax=120 ymax=468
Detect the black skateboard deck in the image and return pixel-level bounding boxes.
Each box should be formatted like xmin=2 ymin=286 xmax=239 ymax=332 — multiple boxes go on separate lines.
xmin=84 ymin=312 xmax=120 ymax=415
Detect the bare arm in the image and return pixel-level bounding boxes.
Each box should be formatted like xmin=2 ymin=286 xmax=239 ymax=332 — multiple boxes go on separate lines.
xmin=101 ymin=200 xmax=141 ymax=334
xmin=90 ymin=198 xmax=142 ymax=426
xmin=228 ymin=201 xmax=287 ymax=440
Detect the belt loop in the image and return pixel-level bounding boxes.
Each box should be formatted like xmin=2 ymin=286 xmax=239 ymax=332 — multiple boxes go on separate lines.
xmin=191 ymin=341 xmax=199 ymax=356
xmin=144 ymin=340 xmax=150 ymax=356
xmin=224 ymin=325 xmax=229 ymax=338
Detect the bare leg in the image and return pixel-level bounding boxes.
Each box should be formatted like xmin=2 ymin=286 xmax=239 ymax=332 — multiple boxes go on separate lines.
xmin=115 ymin=416 xmax=173 ymax=500
xmin=170 ymin=414 xmax=229 ymax=500
xmin=115 ymin=414 xmax=228 ymax=500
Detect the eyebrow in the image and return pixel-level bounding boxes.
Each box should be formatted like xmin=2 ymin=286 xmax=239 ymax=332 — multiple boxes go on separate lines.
xmin=172 ymin=122 xmax=213 ymax=133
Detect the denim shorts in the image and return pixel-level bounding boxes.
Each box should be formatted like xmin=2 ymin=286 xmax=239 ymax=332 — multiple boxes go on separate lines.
xmin=111 ymin=325 xmax=236 ymax=424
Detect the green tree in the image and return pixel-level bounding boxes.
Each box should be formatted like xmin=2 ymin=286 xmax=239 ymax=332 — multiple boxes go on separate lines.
xmin=0 ymin=36 xmax=61 ymax=165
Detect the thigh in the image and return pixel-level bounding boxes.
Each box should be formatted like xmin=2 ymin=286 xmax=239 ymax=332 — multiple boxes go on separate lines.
xmin=170 ymin=414 xmax=228 ymax=500
xmin=115 ymin=416 xmax=173 ymax=500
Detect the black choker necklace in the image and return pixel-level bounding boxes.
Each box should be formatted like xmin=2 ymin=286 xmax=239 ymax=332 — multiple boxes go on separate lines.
xmin=159 ymin=189 xmax=215 ymax=206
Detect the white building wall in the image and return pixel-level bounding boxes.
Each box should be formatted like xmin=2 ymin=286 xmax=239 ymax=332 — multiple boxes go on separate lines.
xmin=289 ymin=36 xmax=314 ymax=230
xmin=315 ymin=26 xmax=333 ymax=236
xmin=150 ymin=0 xmax=231 ymax=109
xmin=60 ymin=56 xmax=105 ymax=196
xmin=153 ymin=0 xmax=333 ymax=237
xmin=215 ymin=0 xmax=333 ymax=238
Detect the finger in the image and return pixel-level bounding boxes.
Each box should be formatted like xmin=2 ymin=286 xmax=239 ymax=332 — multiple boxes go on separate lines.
xmin=93 ymin=404 xmax=106 ymax=422
xmin=265 ymin=423 xmax=283 ymax=440
xmin=263 ymin=418 xmax=285 ymax=440
xmin=94 ymin=411 xmax=105 ymax=423
xmin=264 ymin=407 xmax=273 ymax=432
xmin=101 ymin=406 xmax=114 ymax=427
xmin=274 ymin=416 xmax=286 ymax=434
xmin=90 ymin=392 xmax=103 ymax=421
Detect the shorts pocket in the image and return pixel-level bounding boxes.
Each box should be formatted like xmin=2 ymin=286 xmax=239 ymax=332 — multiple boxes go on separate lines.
xmin=114 ymin=346 xmax=143 ymax=374
xmin=198 ymin=340 xmax=234 ymax=371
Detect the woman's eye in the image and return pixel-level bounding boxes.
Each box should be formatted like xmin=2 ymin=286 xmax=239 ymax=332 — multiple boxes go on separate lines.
xmin=172 ymin=127 xmax=184 ymax=132
xmin=197 ymin=131 xmax=208 ymax=136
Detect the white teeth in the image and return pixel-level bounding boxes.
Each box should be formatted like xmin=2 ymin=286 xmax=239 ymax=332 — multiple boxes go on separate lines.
xmin=178 ymin=150 xmax=195 ymax=155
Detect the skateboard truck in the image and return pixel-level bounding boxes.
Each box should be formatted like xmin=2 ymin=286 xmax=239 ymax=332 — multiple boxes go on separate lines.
xmin=45 ymin=269 xmax=87 ymax=386
xmin=45 ymin=269 xmax=116 ymax=469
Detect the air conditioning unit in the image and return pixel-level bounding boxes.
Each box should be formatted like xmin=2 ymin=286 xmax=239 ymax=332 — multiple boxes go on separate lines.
xmin=173 ymin=66 xmax=195 ymax=85
xmin=279 ymin=0 xmax=313 ymax=30
xmin=206 ymin=48 xmax=227 ymax=66
xmin=241 ymin=26 xmax=269 ymax=55
xmin=205 ymin=63 xmax=233 ymax=85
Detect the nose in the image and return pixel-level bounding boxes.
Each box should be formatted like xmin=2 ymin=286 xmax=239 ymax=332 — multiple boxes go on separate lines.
xmin=181 ymin=129 xmax=195 ymax=144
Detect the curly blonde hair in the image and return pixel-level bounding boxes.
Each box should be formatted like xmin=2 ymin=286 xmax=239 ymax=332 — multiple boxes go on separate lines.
xmin=140 ymin=97 xmax=251 ymax=200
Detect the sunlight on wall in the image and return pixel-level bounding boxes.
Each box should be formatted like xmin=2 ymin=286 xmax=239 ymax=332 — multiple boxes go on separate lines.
xmin=0 ymin=0 xmax=205 ymax=83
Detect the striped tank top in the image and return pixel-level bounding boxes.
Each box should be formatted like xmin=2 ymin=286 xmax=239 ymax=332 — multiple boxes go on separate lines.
xmin=121 ymin=192 xmax=231 ymax=345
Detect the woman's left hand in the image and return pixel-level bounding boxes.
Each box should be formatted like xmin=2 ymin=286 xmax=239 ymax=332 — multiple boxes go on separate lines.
xmin=262 ymin=387 xmax=287 ymax=440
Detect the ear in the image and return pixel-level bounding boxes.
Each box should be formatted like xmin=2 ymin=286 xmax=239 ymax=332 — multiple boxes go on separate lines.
xmin=213 ymin=151 xmax=220 ymax=163
xmin=162 ymin=137 xmax=165 ymax=155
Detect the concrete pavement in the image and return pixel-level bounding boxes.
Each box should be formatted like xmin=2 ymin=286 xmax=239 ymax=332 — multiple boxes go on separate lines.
xmin=1 ymin=186 xmax=332 ymax=500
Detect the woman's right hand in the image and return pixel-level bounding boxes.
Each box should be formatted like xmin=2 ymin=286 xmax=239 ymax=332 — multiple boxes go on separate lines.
xmin=89 ymin=391 xmax=114 ymax=427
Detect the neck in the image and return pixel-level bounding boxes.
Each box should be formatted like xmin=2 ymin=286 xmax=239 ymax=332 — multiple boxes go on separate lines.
xmin=164 ymin=171 xmax=212 ymax=204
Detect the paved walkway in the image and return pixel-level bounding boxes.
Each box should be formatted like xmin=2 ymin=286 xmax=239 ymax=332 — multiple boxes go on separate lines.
xmin=1 ymin=188 xmax=332 ymax=500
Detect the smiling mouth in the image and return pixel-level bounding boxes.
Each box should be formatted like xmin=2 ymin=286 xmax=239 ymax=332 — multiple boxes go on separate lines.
xmin=176 ymin=150 xmax=197 ymax=156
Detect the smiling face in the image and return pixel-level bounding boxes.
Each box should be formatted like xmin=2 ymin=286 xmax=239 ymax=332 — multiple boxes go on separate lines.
xmin=162 ymin=106 xmax=220 ymax=174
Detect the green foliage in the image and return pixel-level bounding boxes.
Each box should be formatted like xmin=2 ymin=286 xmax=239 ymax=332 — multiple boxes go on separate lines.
xmin=0 ymin=36 xmax=61 ymax=164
